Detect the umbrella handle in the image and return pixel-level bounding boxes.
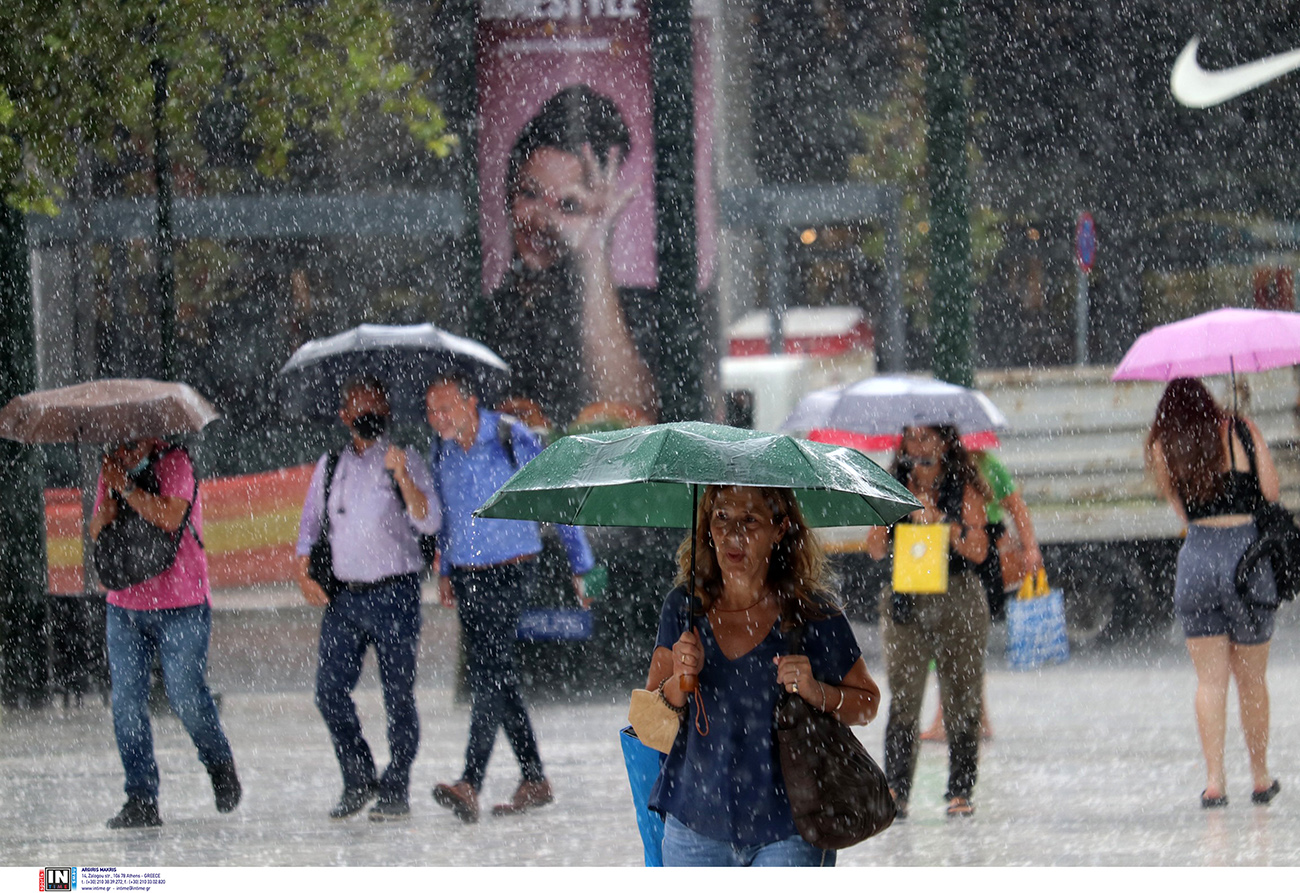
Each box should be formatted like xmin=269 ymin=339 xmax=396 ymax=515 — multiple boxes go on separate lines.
xmin=679 ymin=674 xmax=698 ymax=693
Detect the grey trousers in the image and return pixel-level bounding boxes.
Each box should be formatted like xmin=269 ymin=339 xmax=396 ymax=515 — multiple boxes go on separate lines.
xmin=879 ymin=569 xmax=990 ymax=802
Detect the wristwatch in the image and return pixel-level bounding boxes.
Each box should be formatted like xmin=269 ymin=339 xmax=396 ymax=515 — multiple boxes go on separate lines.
xmin=120 ymin=482 xmax=136 ymax=498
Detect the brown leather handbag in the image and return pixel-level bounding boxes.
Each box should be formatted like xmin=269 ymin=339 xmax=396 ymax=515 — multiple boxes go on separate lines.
xmin=774 ymin=627 xmax=895 ymax=850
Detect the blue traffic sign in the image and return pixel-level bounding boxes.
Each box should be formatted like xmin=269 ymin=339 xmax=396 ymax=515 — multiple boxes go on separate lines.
xmin=1076 ymin=212 xmax=1097 ymax=273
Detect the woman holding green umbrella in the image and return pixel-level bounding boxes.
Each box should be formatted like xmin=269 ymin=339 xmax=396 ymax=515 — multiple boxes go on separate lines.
xmin=644 ymin=484 xmax=882 ymax=867
xmin=475 ymin=421 xmax=916 ymax=862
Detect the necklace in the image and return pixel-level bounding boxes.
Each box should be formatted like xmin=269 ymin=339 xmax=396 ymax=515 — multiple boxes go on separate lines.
xmin=711 ymin=592 xmax=770 ymax=614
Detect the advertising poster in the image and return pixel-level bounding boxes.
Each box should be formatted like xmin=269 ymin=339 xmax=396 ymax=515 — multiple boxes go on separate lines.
xmin=474 ymin=0 xmax=715 ymax=432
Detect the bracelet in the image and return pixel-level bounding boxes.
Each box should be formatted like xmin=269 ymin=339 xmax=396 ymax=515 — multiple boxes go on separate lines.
xmin=657 ymin=676 xmax=687 ymax=717
xmin=835 ymin=687 xmax=846 ymax=714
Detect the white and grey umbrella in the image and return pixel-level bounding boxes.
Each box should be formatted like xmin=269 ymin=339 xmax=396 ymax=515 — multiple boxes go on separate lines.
xmin=780 ymin=375 xmax=1008 ymax=451
xmin=275 ymin=323 xmax=510 ymax=421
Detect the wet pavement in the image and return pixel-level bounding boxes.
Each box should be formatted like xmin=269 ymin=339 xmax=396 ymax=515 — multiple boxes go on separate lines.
xmin=2 ymin=585 xmax=1299 ymax=869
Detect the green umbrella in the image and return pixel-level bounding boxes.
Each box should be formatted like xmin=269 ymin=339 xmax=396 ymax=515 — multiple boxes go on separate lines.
xmin=476 ymin=421 xmax=919 ymax=692
xmin=475 ymin=421 xmax=920 ymax=529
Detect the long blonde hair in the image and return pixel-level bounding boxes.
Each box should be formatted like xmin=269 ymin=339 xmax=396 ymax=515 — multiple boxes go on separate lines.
xmin=674 ymin=485 xmax=840 ymax=627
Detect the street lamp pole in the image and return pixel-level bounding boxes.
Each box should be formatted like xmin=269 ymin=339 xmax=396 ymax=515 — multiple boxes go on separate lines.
xmin=924 ymin=0 xmax=973 ymax=388
xmin=649 ymin=0 xmax=703 ymax=423
xmin=149 ymin=13 xmax=177 ymax=382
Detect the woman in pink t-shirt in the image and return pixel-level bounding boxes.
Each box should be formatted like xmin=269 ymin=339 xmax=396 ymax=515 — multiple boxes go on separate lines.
xmin=89 ymin=438 xmax=240 ymax=829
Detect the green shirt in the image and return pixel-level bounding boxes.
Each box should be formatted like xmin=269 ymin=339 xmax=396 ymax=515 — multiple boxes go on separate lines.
xmin=977 ymin=451 xmax=1017 ymax=525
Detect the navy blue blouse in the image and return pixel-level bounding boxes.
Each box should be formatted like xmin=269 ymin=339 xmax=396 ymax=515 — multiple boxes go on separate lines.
xmin=648 ymin=586 xmax=863 ymax=848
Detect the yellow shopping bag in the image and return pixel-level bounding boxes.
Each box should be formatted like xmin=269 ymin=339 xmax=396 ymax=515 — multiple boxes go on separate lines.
xmin=892 ymin=523 xmax=949 ymax=594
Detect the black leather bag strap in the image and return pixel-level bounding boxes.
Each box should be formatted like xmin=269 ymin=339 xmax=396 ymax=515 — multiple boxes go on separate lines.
xmin=786 ymin=621 xmax=806 ymax=657
xmin=320 ymin=451 xmax=341 ymax=540
xmin=1233 ymin=416 xmax=1254 ymax=465
xmin=157 ymin=445 xmax=203 ymax=551
xmin=1232 ymin=417 xmax=1266 ymax=502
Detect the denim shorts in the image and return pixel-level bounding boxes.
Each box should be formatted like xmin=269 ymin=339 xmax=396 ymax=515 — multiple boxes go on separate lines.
xmin=1175 ymin=522 xmax=1276 ymax=645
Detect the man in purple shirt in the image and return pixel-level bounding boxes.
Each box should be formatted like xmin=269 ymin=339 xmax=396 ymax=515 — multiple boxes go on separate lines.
xmin=296 ymin=377 xmax=441 ymax=822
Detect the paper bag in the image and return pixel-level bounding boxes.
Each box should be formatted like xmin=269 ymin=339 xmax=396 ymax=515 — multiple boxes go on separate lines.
xmin=892 ymin=523 xmax=950 ymax=594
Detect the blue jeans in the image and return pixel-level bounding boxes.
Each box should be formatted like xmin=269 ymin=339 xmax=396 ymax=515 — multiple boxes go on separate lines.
xmin=106 ymin=603 xmax=233 ymax=802
xmin=661 ymin=816 xmax=836 ymax=867
xmin=315 ymin=574 xmax=421 ymax=801
xmin=451 ymin=561 xmax=544 ymax=791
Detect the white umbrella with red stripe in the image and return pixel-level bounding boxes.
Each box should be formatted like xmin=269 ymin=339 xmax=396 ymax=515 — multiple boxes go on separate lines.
xmin=779 ymin=375 xmax=1007 ymax=452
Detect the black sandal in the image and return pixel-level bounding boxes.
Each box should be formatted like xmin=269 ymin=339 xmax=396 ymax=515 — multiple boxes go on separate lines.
xmin=1252 ymin=779 xmax=1281 ymax=805
xmin=1201 ymin=790 xmax=1228 ymax=809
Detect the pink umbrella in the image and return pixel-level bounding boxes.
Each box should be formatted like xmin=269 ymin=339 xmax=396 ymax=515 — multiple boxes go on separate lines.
xmin=1112 ymin=307 xmax=1300 ymax=381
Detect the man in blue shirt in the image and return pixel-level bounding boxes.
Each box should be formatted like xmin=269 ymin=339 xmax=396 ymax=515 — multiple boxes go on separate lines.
xmin=425 ymin=375 xmax=594 ymax=823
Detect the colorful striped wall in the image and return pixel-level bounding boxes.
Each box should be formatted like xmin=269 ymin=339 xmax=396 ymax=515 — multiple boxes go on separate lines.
xmin=46 ymin=464 xmax=315 ymax=594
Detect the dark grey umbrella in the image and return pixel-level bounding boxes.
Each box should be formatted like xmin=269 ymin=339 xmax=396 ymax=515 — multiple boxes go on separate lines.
xmin=275 ymin=323 xmax=511 ymax=421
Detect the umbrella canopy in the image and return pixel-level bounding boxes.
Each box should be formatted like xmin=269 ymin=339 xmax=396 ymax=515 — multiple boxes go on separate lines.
xmin=779 ymin=375 xmax=1008 ymax=448
xmin=475 ymin=421 xmax=921 ymax=529
xmin=0 ymin=379 xmax=220 ymax=445
xmin=803 ymin=426 xmax=1000 ymax=454
xmin=275 ymin=323 xmax=510 ymax=421
xmin=1112 ymin=307 xmax=1300 ymax=381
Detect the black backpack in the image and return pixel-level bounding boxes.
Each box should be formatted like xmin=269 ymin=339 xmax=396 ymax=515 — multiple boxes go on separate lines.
xmin=93 ymin=446 xmax=204 ymax=590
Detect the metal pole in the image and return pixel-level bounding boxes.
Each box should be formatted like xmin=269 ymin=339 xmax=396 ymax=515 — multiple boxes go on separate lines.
xmin=649 ymin=0 xmax=703 ymax=422
xmin=766 ymin=224 xmax=786 ymax=355
xmin=680 ymin=482 xmax=699 ymax=693
xmin=924 ymin=0 xmax=973 ymax=388
xmin=882 ymin=188 xmax=907 ymax=372
xmin=0 ymin=201 xmax=50 ymax=707
xmin=150 ymin=15 xmax=176 ymax=381
xmin=1075 ymin=268 xmax=1089 ymax=365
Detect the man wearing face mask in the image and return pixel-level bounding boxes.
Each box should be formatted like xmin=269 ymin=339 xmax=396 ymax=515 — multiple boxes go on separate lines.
xmin=295 ymin=377 xmax=441 ymax=822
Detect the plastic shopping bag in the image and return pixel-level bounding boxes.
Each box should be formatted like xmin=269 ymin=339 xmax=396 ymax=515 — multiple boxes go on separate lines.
xmin=1006 ymin=569 xmax=1070 ymax=669
xmin=892 ymin=523 xmax=950 ymax=594
xmin=619 ymin=726 xmax=665 ymax=866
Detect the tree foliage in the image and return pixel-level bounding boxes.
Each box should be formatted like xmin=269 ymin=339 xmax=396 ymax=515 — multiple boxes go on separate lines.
xmin=0 ymin=0 xmax=456 ymax=214
xmin=849 ymin=32 xmax=1003 ymax=328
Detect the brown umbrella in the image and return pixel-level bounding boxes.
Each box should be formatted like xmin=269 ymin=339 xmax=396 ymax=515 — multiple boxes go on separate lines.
xmin=0 ymin=379 xmax=220 ymax=444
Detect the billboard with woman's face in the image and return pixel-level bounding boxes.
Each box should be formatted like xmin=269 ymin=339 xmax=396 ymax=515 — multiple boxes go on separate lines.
xmin=473 ymin=2 xmax=715 ymax=433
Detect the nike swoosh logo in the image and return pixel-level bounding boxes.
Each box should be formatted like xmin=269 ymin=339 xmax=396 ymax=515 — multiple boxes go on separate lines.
xmin=1171 ymin=37 xmax=1300 ymax=108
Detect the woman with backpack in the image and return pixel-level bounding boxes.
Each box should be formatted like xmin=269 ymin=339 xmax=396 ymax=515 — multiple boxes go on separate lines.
xmin=90 ymin=437 xmax=240 ymax=828
xmin=1147 ymin=377 xmax=1282 ymax=809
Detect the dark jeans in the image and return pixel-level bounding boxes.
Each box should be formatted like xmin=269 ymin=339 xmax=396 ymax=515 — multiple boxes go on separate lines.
xmin=315 ymin=574 xmax=421 ymax=802
xmin=451 ymin=561 xmax=544 ymax=791
xmin=106 ymin=603 xmax=233 ymax=802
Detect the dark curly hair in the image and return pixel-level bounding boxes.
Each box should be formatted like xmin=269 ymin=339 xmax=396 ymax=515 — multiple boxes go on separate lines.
xmin=893 ymin=424 xmax=992 ymax=504
xmin=506 ymin=84 xmax=631 ymax=201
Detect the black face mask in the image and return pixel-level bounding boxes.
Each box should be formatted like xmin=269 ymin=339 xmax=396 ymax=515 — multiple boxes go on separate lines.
xmin=350 ymin=412 xmax=389 ymax=441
